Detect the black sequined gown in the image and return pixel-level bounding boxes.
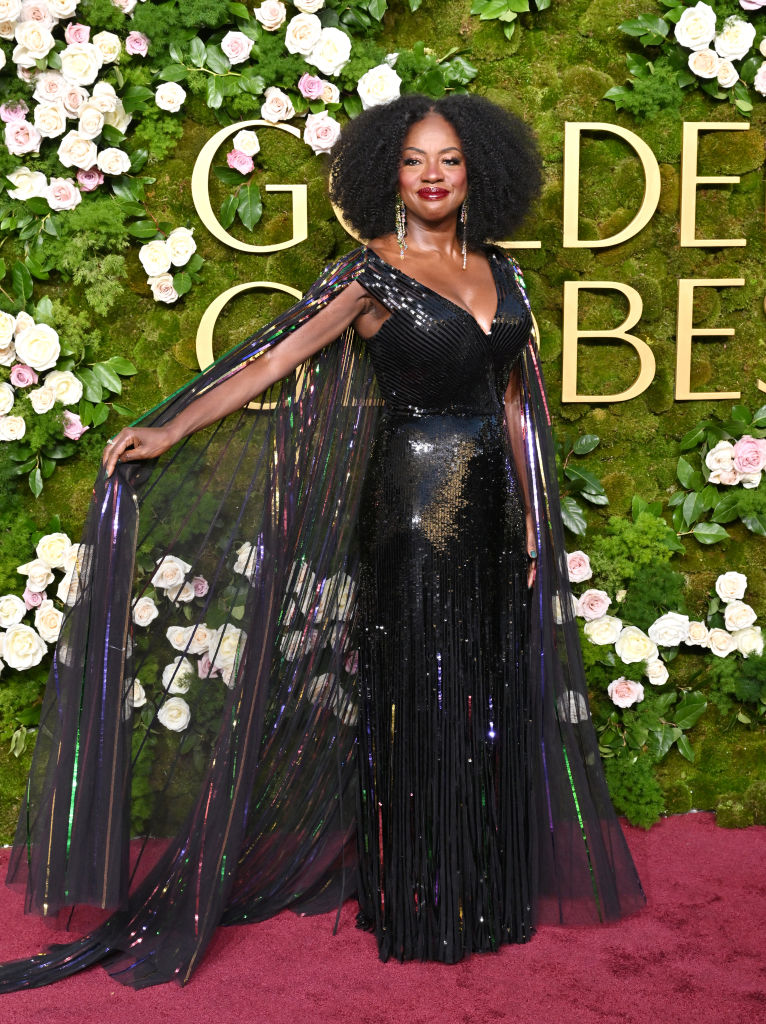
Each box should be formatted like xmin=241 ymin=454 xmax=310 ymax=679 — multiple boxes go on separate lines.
xmin=354 ymin=247 xmax=533 ymax=962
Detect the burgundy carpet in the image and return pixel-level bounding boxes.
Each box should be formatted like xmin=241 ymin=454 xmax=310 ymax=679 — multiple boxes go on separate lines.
xmin=0 ymin=813 xmax=764 ymax=1024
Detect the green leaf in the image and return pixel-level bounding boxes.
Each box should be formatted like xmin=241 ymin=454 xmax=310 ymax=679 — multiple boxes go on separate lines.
xmin=160 ymin=63 xmax=187 ymax=82
xmin=34 ymin=295 xmax=54 ymax=322
xmin=679 ymin=424 xmax=706 ymax=451
xmin=206 ymin=77 xmax=223 ymax=109
xmin=78 ymin=367 xmax=103 ymax=402
xmin=580 ymin=491 xmax=609 ymax=506
xmin=673 ymin=692 xmax=707 ymax=731
xmin=751 ymin=404 xmax=766 ymax=427
xmin=29 ymin=466 xmax=43 ymax=497
xmin=667 ymin=491 xmax=685 ymax=508
xmin=563 ymin=465 xmax=606 ymax=496
xmin=682 ymin=490 xmax=704 ymax=527
xmin=130 ymin=148 xmax=149 ymax=173
xmin=647 ymin=723 xmax=679 ymax=761
xmin=12 ymin=260 xmax=33 ymax=303
xmin=711 ymin=491 xmax=740 ymax=524
xmin=205 ymin=45 xmax=230 ymax=75
xmin=173 ymin=272 xmax=192 ymax=296
xmin=111 ymin=176 xmax=142 ymax=202
xmin=127 ymin=220 xmax=160 ymax=239
xmin=699 ymin=484 xmax=718 ymax=512
xmin=91 ymin=402 xmax=109 ymax=427
xmin=239 ymin=73 xmax=266 ymax=96
xmin=691 ymin=522 xmax=730 ymax=545
xmin=213 ymin=164 xmax=249 ymax=186
xmin=573 ymin=433 xmax=599 ymax=455
xmin=190 ymin=36 xmax=206 ymax=66
xmin=367 ymin=0 xmax=387 ymax=19
xmin=186 ymin=253 xmax=204 ymax=274
xmin=237 ymin=184 xmax=262 ymax=231
xmin=343 ymin=94 xmax=362 ymax=118
xmin=408 ymin=0 xmax=423 ymax=9
xmin=632 ymin=495 xmax=648 ymax=520
xmin=92 ymin=361 xmax=122 ymax=393
xmin=676 ymin=455 xmax=697 ymax=489
xmin=105 ymin=356 xmax=137 ymax=375
xmin=560 ymin=496 xmax=587 ymax=536
xmin=168 ymin=41 xmax=185 ymax=62
xmin=24 ymin=196 xmax=50 ymax=216
xmin=741 ymin=512 xmax=766 ymax=537
xmin=220 ymin=193 xmax=238 ymax=229
xmin=110 ymin=403 xmax=135 ymax=417
xmin=675 ymin=733 xmax=694 ymax=762
xmin=101 ymin=124 xmax=125 ymax=146
xmin=731 ymin=403 xmax=751 ymax=424
xmin=626 ymin=52 xmax=651 ymax=78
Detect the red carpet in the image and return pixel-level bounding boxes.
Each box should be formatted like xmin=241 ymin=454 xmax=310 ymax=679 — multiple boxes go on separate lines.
xmin=0 ymin=813 xmax=764 ymax=1024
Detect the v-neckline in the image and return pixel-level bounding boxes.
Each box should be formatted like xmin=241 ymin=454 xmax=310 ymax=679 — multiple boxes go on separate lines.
xmin=364 ymin=246 xmax=501 ymax=338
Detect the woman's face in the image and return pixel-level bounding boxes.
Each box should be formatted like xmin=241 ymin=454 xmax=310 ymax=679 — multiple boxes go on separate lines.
xmin=397 ymin=112 xmax=467 ymax=226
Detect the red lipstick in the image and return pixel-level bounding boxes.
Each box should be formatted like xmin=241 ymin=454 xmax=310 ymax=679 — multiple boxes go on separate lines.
xmin=417 ymin=187 xmax=449 ymax=199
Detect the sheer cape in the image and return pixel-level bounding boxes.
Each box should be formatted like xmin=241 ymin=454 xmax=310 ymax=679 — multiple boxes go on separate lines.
xmin=1 ymin=246 xmax=645 ymax=991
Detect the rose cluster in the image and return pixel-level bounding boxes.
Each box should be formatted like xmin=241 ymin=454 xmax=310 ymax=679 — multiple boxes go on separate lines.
xmin=705 ymin=436 xmax=766 ymax=488
xmin=674 ymin=1 xmax=766 ymax=94
xmin=137 ymin=226 xmax=196 ymax=304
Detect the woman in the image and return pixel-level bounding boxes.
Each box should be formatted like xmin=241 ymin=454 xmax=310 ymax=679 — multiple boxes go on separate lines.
xmin=1 ymin=94 xmax=644 ymax=991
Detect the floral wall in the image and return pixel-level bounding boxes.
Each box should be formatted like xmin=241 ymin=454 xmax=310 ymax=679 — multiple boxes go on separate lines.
xmin=1 ymin=0 xmax=766 ymax=839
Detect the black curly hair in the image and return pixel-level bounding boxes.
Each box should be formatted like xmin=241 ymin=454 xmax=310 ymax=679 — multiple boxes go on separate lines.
xmin=328 ymin=93 xmax=543 ymax=247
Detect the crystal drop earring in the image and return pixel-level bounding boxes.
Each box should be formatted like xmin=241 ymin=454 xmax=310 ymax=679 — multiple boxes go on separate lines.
xmin=395 ymin=194 xmax=408 ymax=259
xmin=460 ymin=199 xmax=468 ymax=270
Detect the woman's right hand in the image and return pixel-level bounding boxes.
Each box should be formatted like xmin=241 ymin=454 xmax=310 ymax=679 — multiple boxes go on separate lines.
xmin=102 ymin=425 xmax=177 ymax=478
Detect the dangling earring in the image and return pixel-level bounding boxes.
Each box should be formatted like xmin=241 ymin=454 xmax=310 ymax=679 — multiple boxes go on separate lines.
xmin=395 ymin=194 xmax=407 ymax=259
xmin=460 ymin=199 xmax=468 ymax=270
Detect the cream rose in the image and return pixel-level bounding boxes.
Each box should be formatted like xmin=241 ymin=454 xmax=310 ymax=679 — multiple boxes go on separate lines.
xmin=17 ymin=557 xmax=55 ymax=592
xmin=221 ymin=30 xmax=253 ymax=65
xmin=253 ymin=0 xmax=286 ymax=31
xmin=321 ymin=81 xmax=340 ymax=104
xmin=104 ymin=99 xmax=132 ymax=133
xmin=155 ymin=82 xmax=186 ymax=113
xmin=6 ymin=165 xmax=48 ymax=200
xmin=0 ymin=21 xmax=16 ymax=40
xmin=92 ymin=30 xmax=121 ymax=64
xmin=705 ymin=439 xmax=735 ymax=472
xmin=34 ymin=599 xmax=63 ymax=642
xmin=132 ymin=595 xmax=159 ymax=627
xmin=715 ymin=571 xmax=747 ymax=603
xmin=91 ymin=80 xmax=118 ymax=113
xmin=43 ymin=369 xmax=82 ymax=405
xmin=96 ymin=147 xmax=131 ymax=175
xmin=740 ymin=471 xmax=762 ymax=489
xmin=129 ymin=680 xmax=146 ymax=708
xmin=303 ymin=111 xmax=341 ymax=155
xmin=157 ymin=695 xmax=191 ymax=731
xmin=13 ymin=20 xmax=55 ymax=59
xmin=607 ymin=677 xmax=645 ymax=709
xmin=684 ymin=620 xmax=710 ymax=647
xmin=0 ymin=415 xmax=26 ymax=440
xmin=233 ymin=541 xmax=257 ymax=580
xmin=232 ymin=129 xmax=259 ymax=157
xmin=147 ymin=273 xmax=178 ymax=304
xmin=733 ymin=625 xmax=763 ymax=658
xmin=151 ymin=554 xmax=191 ymax=590
xmin=260 ymin=86 xmax=295 ymax=123
xmin=723 ymin=599 xmax=757 ymax=632
xmin=0 ymin=0 xmax=21 ymax=20
xmin=0 ymin=344 xmax=16 ymax=368
xmin=556 ymin=690 xmax=590 ymax=723
xmin=3 ymin=622 xmax=47 ymax=669
xmin=647 ymin=611 xmax=690 ymax=647
xmin=717 ymin=60 xmax=738 ymax=88
xmin=33 ymin=70 xmax=66 ymax=104
xmin=166 ymin=226 xmax=196 ymax=266
xmin=166 ymin=623 xmax=212 ymax=655
xmin=34 ymin=100 xmax=67 ymax=138
xmin=316 ymin=571 xmax=355 ymax=621
xmin=62 ymin=84 xmax=89 ymax=116
xmin=307 ymin=26 xmax=351 ymax=76
xmin=0 ymin=594 xmax=26 ymax=628
xmin=76 ymin=100 xmax=105 ymax=140
xmin=138 ymin=238 xmax=171 ymax=276
xmin=708 ymin=627 xmax=737 ymax=657
xmin=59 ymin=42 xmax=103 ymax=86
xmin=15 ymin=322 xmax=60 ymax=370
xmin=166 ymin=581 xmax=195 ymax=603
xmin=675 ymin=1 xmax=716 ymax=50
xmin=295 ymin=0 xmax=324 ymax=10
xmin=645 ymin=658 xmax=669 ymax=686
xmin=583 ymin=614 xmax=623 ymax=646
xmin=715 ymin=16 xmax=756 ymax=60
xmin=0 ymin=381 xmax=13 ymax=415
xmin=357 ymin=63 xmax=402 ymax=109
xmin=688 ymin=48 xmax=720 ymax=79
xmin=36 ymin=531 xmax=71 ymax=568
xmin=161 ymin=656 xmax=195 ymax=694
xmin=0 ymin=313 xmax=14 ymax=348
xmin=576 ymin=588 xmax=611 ymax=622
xmin=46 ymin=176 xmax=82 ymax=210
xmin=210 ymin=622 xmax=245 ymax=670
xmin=47 ymin=0 xmax=78 ymax=15
xmin=614 ymin=625 xmax=659 ymax=665
xmin=57 ymin=128 xmax=98 ymax=169
xmin=56 ymin=567 xmax=81 ymax=605
xmin=284 ymin=11 xmax=321 ymax=55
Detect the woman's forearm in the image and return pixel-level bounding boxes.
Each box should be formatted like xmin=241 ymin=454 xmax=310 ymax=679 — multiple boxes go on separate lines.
xmin=504 ymin=363 xmax=533 ymax=517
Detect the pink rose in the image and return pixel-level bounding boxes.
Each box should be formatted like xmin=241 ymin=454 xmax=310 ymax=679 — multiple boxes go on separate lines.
xmin=576 ymin=588 xmax=611 ymax=621
xmin=64 ymin=22 xmax=90 ymax=44
xmin=732 ymin=434 xmax=766 ymax=475
xmin=0 ymin=100 xmax=30 ymax=123
xmin=302 ymin=111 xmax=341 ymax=155
xmin=226 ymin=148 xmax=254 ymax=175
xmin=10 ymin=364 xmax=38 ymax=387
xmin=607 ymin=677 xmax=645 ymax=709
xmin=298 ymin=73 xmax=325 ymax=100
xmin=221 ymin=30 xmax=253 ymax=65
xmin=566 ymin=550 xmax=592 ymax=584
xmin=740 ymin=0 xmax=766 ymax=9
xmin=192 ymin=575 xmax=209 ymax=597
xmin=198 ymin=652 xmax=221 ymax=679
xmin=125 ymin=31 xmax=149 ymax=56
xmin=344 ymin=649 xmax=359 ymax=674
xmin=46 ymin=177 xmax=82 ymax=211
xmin=62 ymin=409 xmax=88 ymax=440
xmin=755 ymin=63 xmax=766 ymax=96
xmin=76 ymin=167 xmax=104 ymax=191
xmin=5 ymin=120 xmax=42 ymax=156
xmin=23 ymin=587 xmax=45 ymax=609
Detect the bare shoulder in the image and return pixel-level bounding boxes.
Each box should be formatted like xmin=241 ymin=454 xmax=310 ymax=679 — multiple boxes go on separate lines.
xmin=366 ymin=234 xmax=399 ymax=262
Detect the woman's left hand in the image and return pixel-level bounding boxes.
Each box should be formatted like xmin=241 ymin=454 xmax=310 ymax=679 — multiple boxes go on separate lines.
xmin=525 ymin=511 xmax=537 ymax=589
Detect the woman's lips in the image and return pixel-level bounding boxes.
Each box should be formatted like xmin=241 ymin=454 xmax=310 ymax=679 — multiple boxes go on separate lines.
xmin=416 ymin=187 xmax=449 ymax=199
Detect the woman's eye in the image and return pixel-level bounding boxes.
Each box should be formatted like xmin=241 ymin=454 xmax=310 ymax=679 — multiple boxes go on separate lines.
xmin=402 ymin=157 xmax=420 ymax=166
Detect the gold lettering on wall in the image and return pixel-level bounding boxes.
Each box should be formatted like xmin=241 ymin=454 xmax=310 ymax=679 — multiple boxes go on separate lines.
xmin=562 ymin=281 xmax=655 ymax=402
xmin=562 ymin=122 xmax=661 ymax=248
xmin=191 ymin=119 xmax=308 ymax=253
xmin=679 ymin=122 xmax=749 ymax=247
xmin=675 ymin=278 xmax=744 ymax=400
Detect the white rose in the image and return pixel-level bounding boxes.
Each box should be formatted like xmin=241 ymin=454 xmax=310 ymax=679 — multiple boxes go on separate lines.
xmin=96 ymin=147 xmax=131 ymax=175
xmin=166 ymin=581 xmax=195 ymax=603
xmin=151 ymin=554 xmax=192 ymax=590
xmin=59 ymin=42 xmax=103 ymax=86
xmin=62 ymin=542 xmax=83 ymax=576
xmin=741 ymin=471 xmax=762 ymax=489
xmin=34 ymin=599 xmax=63 ymax=642
xmin=0 ymin=415 xmax=26 ymax=440
xmin=733 ymin=625 xmax=763 ymax=658
xmin=17 ymin=557 xmax=55 ymax=592
xmin=0 ymin=0 xmax=21 ymax=19
xmin=210 ymin=622 xmax=245 ymax=670
xmin=129 ymin=680 xmax=146 ymax=708
xmin=303 ymin=111 xmax=341 ymax=155
xmin=15 ymin=322 xmax=60 ymax=370
xmin=357 ymin=63 xmax=402 ymax=110
xmin=0 ymin=594 xmax=26 ymax=628
xmin=92 ymin=30 xmax=121 ymax=64
xmin=34 ymin=100 xmax=68 ymax=138
xmin=233 ymin=541 xmax=257 ymax=580
xmin=46 ymin=176 xmax=81 ymax=211
xmin=33 ymin=70 xmax=67 ymax=104
xmin=3 ymin=622 xmax=47 ymax=669
xmin=260 ymin=86 xmax=295 ymax=124
xmin=575 ymin=588 xmax=611 ymax=622
xmin=6 ymin=165 xmax=48 ymax=200
xmin=708 ymin=466 xmax=742 ymax=486
xmin=717 ymin=59 xmax=738 ymax=89
xmin=166 ymin=226 xmax=196 ymax=267
xmin=132 ymin=595 xmax=159 ymax=627
xmin=56 ymin=567 xmax=80 ymax=605
xmin=57 ymin=128 xmax=98 ymax=169
xmin=138 ymin=238 xmax=171 ymax=276
xmin=62 ymin=83 xmax=89 ymax=116
xmin=157 ymin=695 xmax=191 ymax=731
xmin=47 ymin=0 xmax=78 ymax=15
xmin=307 ymin=26 xmax=351 ymax=76
xmin=13 ymin=20 xmax=54 ymax=58
xmin=583 ymin=614 xmax=623 ymax=646
xmin=165 ymin=622 xmax=212 ymax=655
xmin=321 ymin=81 xmax=340 ymax=104
xmin=0 ymin=381 xmax=13 ymax=415
xmin=0 ymin=344 xmax=16 ymax=368
xmin=707 ymin=627 xmax=737 ymax=657
xmin=253 ymin=0 xmax=286 ymax=31
xmin=232 ymin=129 xmax=259 ymax=157
xmin=674 ymin=1 xmax=716 ymax=50
xmin=316 ymin=571 xmax=355 ymax=621
xmin=705 ymin=439 xmax=735 ymax=472
xmin=91 ymin=80 xmax=118 ymax=113
xmin=0 ymin=20 xmax=16 ymax=40
xmin=76 ymin=100 xmax=105 ymax=140
xmin=614 ymin=625 xmax=659 ymax=665
xmin=36 ymin=531 xmax=71 ymax=568
xmin=295 ymin=0 xmax=324 ymax=10
xmin=161 ymin=656 xmax=195 ymax=694
xmin=645 ymin=658 xmax=669 ymax=686
xmin=565 ymin=550 xmax=592 ymax=583
xmin=0 ymin=312 xmax=15 ymax=346
xmin=155 ymin=82 xmax=186 ymax=113
xmin=723 ymin=599 xmax=757 ymax=632
xmin=715 ymin=16 xmax=756 ymax=61
xmin=688 ymin=48 xmax=720 ymax=79
xmin=684 ymin=620 xmax=710 ymax=647
xmin=43 ymin=369 xmax=82 ymax=405
xmin=220 ymin=30 xmax=253 ymax=65
xmin=147 ymin=273 xmax=178 ymax=304
xmin=103 ymin=98 xmax=132 ymax=133
xmin=556 ymin=690 xmax=590 ymax=724
xmin=607 ymin=677 xmax=645 ymax=709
xmin=715 ymin=571 xmax=747 ymax=603
xmin=647 ymin=611 xmax=690 ymax=647
xmin=284 ymin=12 xmax=321 ymax=55
xmin=166 ymin=623 xmax=194 ymax=652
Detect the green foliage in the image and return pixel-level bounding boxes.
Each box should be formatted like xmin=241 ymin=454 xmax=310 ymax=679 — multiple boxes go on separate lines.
xmin=706 ymin=653 xmax=766 ymax=718
xmin=604 ymin=754 xmax=666 ymax=828
xmin=604 ymin=56 xmax=685 ymax=119
xmin=588 ymin=511 xmax=679 ymax=595
xmin=69 ymin=254 xmax=128 ymax=318
xmin=618 ymin=562 xmax=687 ymax=632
